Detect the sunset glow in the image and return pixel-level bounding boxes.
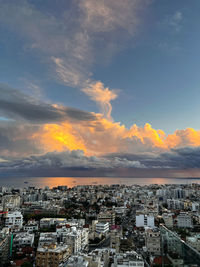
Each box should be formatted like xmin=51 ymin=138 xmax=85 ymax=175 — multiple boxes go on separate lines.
xmin=0 ymin=0 xmax=200 ymax=178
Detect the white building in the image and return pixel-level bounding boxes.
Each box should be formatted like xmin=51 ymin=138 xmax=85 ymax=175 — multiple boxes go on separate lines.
xmin=24 ymin=219 xmax=39 ymax=232
xmin=40 ymin=217 xmax=67 ymax=228
xmin=111 ymin=251 xmax=144 ymax=267
xmin=96 ymin=222 xmax=109 ymax=234
xmin=192 ymin=202 xmax=199 ymax=212
xmin=13 ymin=232 xmax=34 ymax=247
xmin=38 ymin=232 xmax=57 ymax=247
xmin=57 ymin=226 xmax=88 ymax=253
xmin=5 ymin=211 xmax=23 ymax=230
xmin=66 ymin=249 xmax=110 ymax=267
xmin=66 ymin=255 xmax=89 ymax=267
xmin=136 ymin=214 xmax=155 ymax=228
xmin=177 ymin=212 xmax=193 ymax=228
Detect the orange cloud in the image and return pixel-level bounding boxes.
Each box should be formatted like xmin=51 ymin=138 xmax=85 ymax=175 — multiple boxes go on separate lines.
xmin=166 ymin=128 xmax=200 ymax=148
xmin=82 ymin=81 xmax=118 ymax=120
xmin=31 ymin=115 xmax=200 ymax=157
xmin=37 ymin=123 xmax=87 ymax=153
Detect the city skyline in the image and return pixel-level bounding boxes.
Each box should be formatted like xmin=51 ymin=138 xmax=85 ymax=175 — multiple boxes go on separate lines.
xmin=0 ymin=0 xmax=200 ymax=177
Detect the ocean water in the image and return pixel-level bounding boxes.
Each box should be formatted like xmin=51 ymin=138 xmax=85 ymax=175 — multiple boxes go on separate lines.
xmin=0 ymin=176 xmax=199 ymax=188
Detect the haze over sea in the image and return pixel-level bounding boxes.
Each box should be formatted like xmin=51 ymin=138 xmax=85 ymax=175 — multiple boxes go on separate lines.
xmin=0 ymin=177 xmax=200 ymax=188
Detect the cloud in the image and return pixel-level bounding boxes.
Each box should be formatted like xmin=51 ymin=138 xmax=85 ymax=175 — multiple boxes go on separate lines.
xmin=168 ymin=11 xmax=182 ymax=32
xmin=0 ymin=0 xmax=150 ymax=118
xmin=105 ymin=146 xmax=200 ymax=170
xmin=1 ymin=86 xmax=200 ymax=174
xmin=2 ymin=147 xmax=200 ymax=178
xmin=0 ymin=150 xmax=146 ymax=177
xmin=79 ymin=0 xmax=145 ymax=34
xmin=52 ymin=57 xmax=90 ymax=88
xmin=160 ymin=10 xmax=183 ymax=33
xmin=1 ymin=85 xmax=200 ymax=161
xmin=82 ymin=81 xmax=118 ymax=120
xmin=0 ymin=122 xmax=41 ymax=157
xmin=0 ymin=84 xmax=98 ymax=123
xmin=32 ymin=118 xmax=200 ymax=158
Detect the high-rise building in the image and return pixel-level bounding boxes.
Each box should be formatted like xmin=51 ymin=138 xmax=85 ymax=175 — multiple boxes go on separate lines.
xmin=0 ymin=228 xmax=11 ymax=267
xmin=145 ymin=228 xmax=161 ymax=255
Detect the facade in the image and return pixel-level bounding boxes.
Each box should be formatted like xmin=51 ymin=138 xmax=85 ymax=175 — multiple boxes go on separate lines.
xmin=111 ymin=251 xmax=144 ymax=267
xmin=177 ymin=212 xmax=193 ymax=228
xmin=160 ymin=225 xmax=200 ymax=266
xmin=2 ymin=195 xmax=21 ymax=210
xmin=96 ymin=222 xmax=109 ymax=234
xmin=66 ymin=255 xmax=89 ymax=267
xmin=5 ymin=211 xmax=23 ymax=230
xmin=24 ymin=219 xmax=39 ymax=232
xmin=97 ymin=211 xmax=115 ymax=226
xmin=0 ymin=228 xmax=11 ymax=267
xmin=57 ymin=226 xmax=88 ymax=253
xmin=38 ymin=232 xmax=57 ymax=247
xmin=36 ymin=243 xmax=70 ymax=267
xmin=136 ymin=214 xmax=155 ymax=228
xmin=40 ymin=218 xmax=67 ymax=228
xmin=110 ymin=228 xmax=122 ymax=253
xmin=162 ymin=213 xmax=174 ymax=228
xmin=186 ymin=235 xmax=200 ymax=252
xmin=145 ymin=228 xmax=161 ymax=255
xmin=13 ymin=232 xmax=34 ymax=248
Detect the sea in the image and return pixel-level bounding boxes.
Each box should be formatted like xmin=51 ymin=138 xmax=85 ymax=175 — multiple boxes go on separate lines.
xmin=0 ymin=177 xmax=199 ymax=188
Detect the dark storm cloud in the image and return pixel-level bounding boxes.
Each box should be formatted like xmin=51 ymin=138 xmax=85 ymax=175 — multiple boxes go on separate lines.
xmin=0 ymin=150 xmax=146 ymax=177
xmin=105 ymin=147 xmax=200 ymax=169
xmin=0 ymin=122 xmax=41 ymax=156
xmin=1 ymin=146 xmax=200 ymax=177
xmin=0 ymin=84 xmax=97 ymax=123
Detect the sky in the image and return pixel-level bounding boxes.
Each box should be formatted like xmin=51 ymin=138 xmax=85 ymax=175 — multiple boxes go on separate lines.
xmin=0 ymin=0 xmax=200 ymax=178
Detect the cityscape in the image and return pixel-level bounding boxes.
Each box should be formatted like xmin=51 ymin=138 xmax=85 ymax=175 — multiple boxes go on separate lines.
xmin=1 ymin=0 xmax=200 ymax=266
xmin=0 ymin=182 xmax=200 ymax=266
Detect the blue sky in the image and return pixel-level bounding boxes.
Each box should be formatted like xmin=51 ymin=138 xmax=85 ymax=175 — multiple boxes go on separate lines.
xmin=0 ymin=0 xmax=200 ymax=177
xmin=0 ymin=0 xmax=200 ymax=132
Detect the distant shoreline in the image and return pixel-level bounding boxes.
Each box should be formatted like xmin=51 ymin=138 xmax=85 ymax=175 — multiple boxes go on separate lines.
xmin=0 ymin=176 xmax=199 ymax=189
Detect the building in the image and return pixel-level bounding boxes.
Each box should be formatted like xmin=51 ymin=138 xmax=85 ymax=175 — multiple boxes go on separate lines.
xmin=5 ymin=211 xmax=23 ymax=230
xmin=57 ymin=226 xmax=88 ymax=253
xmin=162 ymin=213 xmax=174 ymax=228
xmin=66 ymin=255 xmax=89 ymax=267
xmin=177 ymin=212 xmax=193 ymax=228
xmin=97 ymin=210 xmax=115 ymax=226
xmin=96 ymin=222 xmax=109 ymax=234
xmin=2 ymin=195 xmax=21 ymax=210
xmin=36 ymin=243 xmax=71 ymax=267
xmin=110 ymin=228 xmax=122 ymax=253
xmin=40 ymin=218 xmax=67 ymax=228
xmin=13 ymin=232 xmax=34 ymax=248
xmin=136 ymin=214 xmax=155 ymax=228
xmin=160 ymin=225 xmax=200 ymax=266
xmin=111 ymin=251 xmax=144 ymax=267
xmin=38 ymin=232 xmax=57 ymax=247
xmin=145 ymin=228 xmax=161 ymax=255
xmin=0 ymin=228 xmax=11 ymax=267
xmin=24 ymin=219 xmax=39 ymax=232
xmin=186 ymin=235 xmax=200 ymax=252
